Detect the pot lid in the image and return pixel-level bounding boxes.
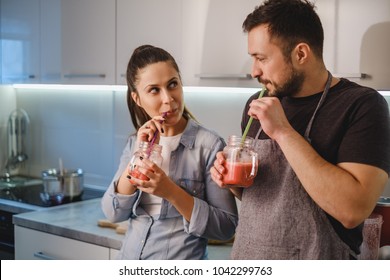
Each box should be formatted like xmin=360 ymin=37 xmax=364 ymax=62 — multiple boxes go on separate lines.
xmin=377 ymin=196 xmax=390 ymax=206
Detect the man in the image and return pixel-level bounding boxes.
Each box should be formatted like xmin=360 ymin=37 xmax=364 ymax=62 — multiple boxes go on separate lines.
xmin=211 ymin=0 xmax=390 ymax=259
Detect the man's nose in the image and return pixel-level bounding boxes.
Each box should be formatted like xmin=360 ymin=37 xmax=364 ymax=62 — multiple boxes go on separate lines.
xmin=251 ymin=62 xmax=263 ymax=79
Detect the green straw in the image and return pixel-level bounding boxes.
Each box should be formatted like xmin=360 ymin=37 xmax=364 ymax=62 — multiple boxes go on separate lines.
xmin=241 ymin=87 xmax=266 ymax=144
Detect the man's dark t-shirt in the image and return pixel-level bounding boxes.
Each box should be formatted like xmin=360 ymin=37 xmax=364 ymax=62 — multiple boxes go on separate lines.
xmin=241 ymin=78 xmax=390 ymax=254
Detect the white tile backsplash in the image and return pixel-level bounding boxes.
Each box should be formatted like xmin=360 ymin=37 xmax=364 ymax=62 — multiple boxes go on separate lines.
xmin=1 ymin=85 xmax=390 ymax=197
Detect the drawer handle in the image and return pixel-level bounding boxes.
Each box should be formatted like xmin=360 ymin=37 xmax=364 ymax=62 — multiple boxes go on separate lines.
xmin=64 ymin=74 xmax=106 ymax=79
xmin=33 ymin=251 xmax=56 ymax=260
xmin=195 ymin=73 xmax=252 ymax=80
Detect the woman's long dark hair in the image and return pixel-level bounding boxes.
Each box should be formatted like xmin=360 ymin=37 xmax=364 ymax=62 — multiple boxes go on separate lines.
xmin=126 ymin=45 xmax=196 ymax=130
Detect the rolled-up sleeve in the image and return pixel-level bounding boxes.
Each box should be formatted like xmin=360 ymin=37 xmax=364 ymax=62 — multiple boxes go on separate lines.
xmin=183 ymin=137 xmax=238 ymax=241
xmin=101 ymin=136 xmax=140 ymax=222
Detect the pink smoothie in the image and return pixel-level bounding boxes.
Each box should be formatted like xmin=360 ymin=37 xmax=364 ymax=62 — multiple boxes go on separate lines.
xmin=223 ymin=161 xmax=255 ymax=187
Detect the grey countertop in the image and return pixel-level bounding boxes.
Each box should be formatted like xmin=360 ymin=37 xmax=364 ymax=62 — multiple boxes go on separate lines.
xmin=12 ymin=198 xmax=124 ymax=250
xmin=11 ymin=197 xmax=232 ymax=259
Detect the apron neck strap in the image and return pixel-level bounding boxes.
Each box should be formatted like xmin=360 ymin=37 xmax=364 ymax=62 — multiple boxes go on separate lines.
xmin=304 ymin=71 xmax=333 ymax=142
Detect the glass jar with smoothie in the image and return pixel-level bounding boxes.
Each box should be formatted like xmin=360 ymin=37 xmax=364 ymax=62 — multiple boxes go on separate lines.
xmin=222 ymin=135 xmax=258 ymax=187
xmin=129 ymin=141 xmax=163 ymax=181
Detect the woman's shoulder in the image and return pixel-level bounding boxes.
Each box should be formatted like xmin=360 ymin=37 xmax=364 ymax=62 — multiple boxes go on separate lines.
xmin=187 ymin=119 xmax=226 ymax=147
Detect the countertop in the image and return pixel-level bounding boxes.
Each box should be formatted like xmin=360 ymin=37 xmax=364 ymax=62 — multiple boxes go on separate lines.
xmin=11 ymin=198 xmax=233 ymax=259
xmin=13 ymin=198 xmax=124 ymax=250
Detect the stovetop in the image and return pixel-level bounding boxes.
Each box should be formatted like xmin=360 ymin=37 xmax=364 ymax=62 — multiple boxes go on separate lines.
xmin=0 ymin=182 xmax=104 ymax=207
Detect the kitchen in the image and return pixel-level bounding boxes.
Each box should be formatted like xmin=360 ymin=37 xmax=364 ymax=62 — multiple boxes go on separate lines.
xmin=1 ymin=0 xmax=390 ymax=260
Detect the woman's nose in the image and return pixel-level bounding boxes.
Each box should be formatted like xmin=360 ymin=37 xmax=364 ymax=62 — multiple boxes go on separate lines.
xmin=161 ymin=89 xmax=174 ymax=103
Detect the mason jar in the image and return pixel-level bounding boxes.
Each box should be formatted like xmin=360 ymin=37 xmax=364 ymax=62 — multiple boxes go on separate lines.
xmin=222 ymin=135 xmax=258 ymax=187
xmin=129 ymin=141 xmax=163 ymax=181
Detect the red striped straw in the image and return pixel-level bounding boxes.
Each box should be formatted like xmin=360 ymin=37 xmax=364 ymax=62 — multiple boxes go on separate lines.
xmin=146 ymin=111 xmax=167 ymax=157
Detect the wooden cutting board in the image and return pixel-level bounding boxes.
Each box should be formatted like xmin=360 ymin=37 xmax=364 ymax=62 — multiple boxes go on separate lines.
xmin=97 ymin=219 xmax=128 ymax=234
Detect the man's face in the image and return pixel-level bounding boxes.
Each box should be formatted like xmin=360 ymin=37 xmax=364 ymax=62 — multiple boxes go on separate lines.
xmin=247 ymin=24 xmax=304 ymax=98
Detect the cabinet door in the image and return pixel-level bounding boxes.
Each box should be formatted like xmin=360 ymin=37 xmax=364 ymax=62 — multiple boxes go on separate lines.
xmin=317 ymin=0 xmax=390 ymax=89
xmin=181 ymin=0 xmax=260 ymax=87
xmin=15 ymin=226 xmax=110 ymax=260
xmin=0 ymin=0 xmax=40 ymax=84
xmin=60 ymin=0 xmax=115 ymax=85
xmin=336 ymin=0 xmax=390 ymax=89
xmin=116 ymin=0 xmax=182 ymax=85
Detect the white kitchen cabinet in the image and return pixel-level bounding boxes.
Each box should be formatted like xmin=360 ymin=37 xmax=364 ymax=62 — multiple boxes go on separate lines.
xmin=110 ymin=248 xmax=120 ymax=260
xmin=181 ymin=0 xmax=261 ymax=87
xmin=40 ymin=0 xmax=116 ymax=84
xmin=15 ymin=225 xmax=110 ymax=260
xmin=59 ymin=0 xmax=116 ymax=85
xmin=116 ymin=0 xmax=182 ymax=85
xmin=317 ymin=0 xmax=390 ymax=89
xmin=0 ymin=0 xmax=40 ymax=84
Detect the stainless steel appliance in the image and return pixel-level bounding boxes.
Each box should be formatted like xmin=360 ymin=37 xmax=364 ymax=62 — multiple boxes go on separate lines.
xmin=0 ymin=185 xmax=104 ymax=259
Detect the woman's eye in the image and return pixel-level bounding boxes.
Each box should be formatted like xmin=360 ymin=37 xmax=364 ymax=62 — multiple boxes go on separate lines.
xmin=168 ymin=81 xmax=178 ymax=89
xmin=150 ymin=87 xmax=159 ymax=94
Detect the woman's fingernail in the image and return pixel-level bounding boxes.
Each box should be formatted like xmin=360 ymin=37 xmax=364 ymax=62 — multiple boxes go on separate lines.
xmin=161 ymin=128 xmax=164 ymax=133
xmin=140 ymin=156 xmax=143 ymax=160
xmin=127 ymin=175 xmax=131 ymax=179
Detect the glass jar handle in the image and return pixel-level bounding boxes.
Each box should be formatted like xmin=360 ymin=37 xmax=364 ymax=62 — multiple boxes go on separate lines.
xmin=249 ymin=152 xmax=259 ymax=178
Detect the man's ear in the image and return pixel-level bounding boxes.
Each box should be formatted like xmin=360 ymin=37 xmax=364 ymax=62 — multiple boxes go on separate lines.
xmin=293 ymin=43 xmax=310 ymax=64
xmin=131 ymin=92 xmax=141 ymax=107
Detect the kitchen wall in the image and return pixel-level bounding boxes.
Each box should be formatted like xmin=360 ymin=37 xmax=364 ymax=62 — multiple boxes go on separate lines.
xmin=0 ymin=85 xmax=17 ymax=173
xmin=0 ymin=85 xmax=255 ymax=188
xmin=1 ymin=85 xmax=390 ymax=197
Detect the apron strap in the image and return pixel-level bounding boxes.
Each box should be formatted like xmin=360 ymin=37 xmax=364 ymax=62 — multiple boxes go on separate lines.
xmin=304 ymin=71 xmax=333 ymax=142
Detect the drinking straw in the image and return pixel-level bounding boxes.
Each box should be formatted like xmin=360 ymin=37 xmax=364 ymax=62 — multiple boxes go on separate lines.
xmin=241 ymin=87 xmax=266 ymax=144
xmin=146 ymin=112 xmax=168 ymax=157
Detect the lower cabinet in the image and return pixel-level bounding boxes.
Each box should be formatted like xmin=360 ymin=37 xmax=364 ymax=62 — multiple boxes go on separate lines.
xmin=15 ymin=226 xmax=117 ymax=260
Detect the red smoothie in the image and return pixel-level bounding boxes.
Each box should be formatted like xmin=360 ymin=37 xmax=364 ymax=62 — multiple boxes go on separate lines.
xmin=223 ymin=161 xmax=255 ymax=187
xmin=129 ymin=168 xmax=149 ymax=181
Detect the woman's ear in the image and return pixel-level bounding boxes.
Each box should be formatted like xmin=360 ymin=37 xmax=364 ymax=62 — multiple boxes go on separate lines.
xmin=131 ymin=92 xmax=141 ymax=107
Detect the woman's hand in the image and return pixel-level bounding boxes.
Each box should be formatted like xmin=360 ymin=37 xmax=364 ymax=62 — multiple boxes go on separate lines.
xmin=137 ymin=115 xmax=166 ymax=143
xmin=128 ymin=157 xmax=174 ymax=199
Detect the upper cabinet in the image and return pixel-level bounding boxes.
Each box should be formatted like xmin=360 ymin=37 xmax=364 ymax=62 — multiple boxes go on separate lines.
xmin=181 ymin=0 xmax=260 ymax=87
xmin=40 ymin=0 xmax=115 ymax=84
xmin=2 ymin=0 xmax=389 ymax=88
xmin=1 ymin=0 xmax=115 ymax=85
xmin=116 ymin=0 xmax=182 ymax=85
xmin=0 ymin=0 xmax=40 ymax=84
xmin=317 ymin=0 xmax=390 ymax=89
xmin=59 ymin=0 xmax=115 ymax=85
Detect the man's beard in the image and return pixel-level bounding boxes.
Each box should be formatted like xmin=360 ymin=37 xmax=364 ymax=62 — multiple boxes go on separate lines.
xmin=259 ymin=66 xmax=305 ymax=98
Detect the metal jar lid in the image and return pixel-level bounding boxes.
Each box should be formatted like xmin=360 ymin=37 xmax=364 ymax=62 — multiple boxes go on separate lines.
xmin=377 ymin=196 xmax=390 ymax=207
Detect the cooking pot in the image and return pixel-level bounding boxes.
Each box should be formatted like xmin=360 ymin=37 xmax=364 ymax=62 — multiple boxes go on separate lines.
xmin=40 ymin=168 xmax=84 ymax=206
xmin=373 ymin=196 xmax=390 ymax=247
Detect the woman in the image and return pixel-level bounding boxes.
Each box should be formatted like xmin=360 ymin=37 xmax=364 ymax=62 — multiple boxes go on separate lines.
xmin=101 ymin=45 xmax=238 ymax=260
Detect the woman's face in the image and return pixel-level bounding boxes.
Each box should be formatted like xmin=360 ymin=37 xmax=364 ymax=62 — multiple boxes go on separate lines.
xmin=132 ymin=61 xmax=185 ymax=128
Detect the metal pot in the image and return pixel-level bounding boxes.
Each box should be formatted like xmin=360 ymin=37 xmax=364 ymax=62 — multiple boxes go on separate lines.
xmin=40 ymin=168 xmax=84 ymax=206
xmin=373 ymin=196 xmax=390 ymax=247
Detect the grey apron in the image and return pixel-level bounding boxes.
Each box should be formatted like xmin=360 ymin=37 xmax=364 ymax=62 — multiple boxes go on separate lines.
xmin=231 ymin=72 xmax=354 ymax=259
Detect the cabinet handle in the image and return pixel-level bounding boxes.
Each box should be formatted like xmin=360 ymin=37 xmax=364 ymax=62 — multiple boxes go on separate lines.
xmin=33 ymin=251 xmax=56 ymax=260
xmin=195 ymin=73 xmax=252 ymax=80
xmin=333 ymin=73 xmax=367 ymax=79
xmin=2 ymin=74 xmax=36 ymax=79
xmin=64 ymin=74 xmax=106 ymax=79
